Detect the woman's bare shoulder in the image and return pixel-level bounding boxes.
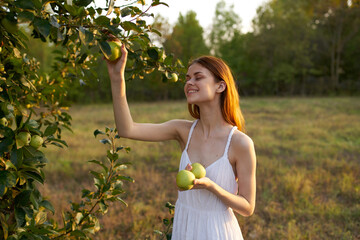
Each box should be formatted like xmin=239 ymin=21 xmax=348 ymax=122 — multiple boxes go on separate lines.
xmin=232 ymin=130 xmax=254 ymax=148
xmin=230 ymin=130 xmax=256 ymax=163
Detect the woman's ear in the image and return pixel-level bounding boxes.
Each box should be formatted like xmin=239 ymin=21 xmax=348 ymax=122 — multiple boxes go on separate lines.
xmin=216 ymin=81 xmax=226 ymax=93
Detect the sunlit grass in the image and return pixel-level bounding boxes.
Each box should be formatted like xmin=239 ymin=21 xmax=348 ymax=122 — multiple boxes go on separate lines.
xmin=39 ymin=97 xmax=360 ymax=239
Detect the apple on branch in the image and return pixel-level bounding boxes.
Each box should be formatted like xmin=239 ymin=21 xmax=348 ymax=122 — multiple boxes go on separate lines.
xmin=103 ymin=40 xmax=122 ymax=61
xmin=30 ymin=135 xmax=44 ymax=149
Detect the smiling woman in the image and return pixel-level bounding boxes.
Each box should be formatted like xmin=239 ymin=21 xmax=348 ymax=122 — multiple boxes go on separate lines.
xmin=106 ymin=45 xmax=256 ymax=239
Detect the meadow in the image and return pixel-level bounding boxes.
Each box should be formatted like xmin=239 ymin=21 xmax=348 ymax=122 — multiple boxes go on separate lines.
xmin=39 ymin=97 xmax=360 ymax=239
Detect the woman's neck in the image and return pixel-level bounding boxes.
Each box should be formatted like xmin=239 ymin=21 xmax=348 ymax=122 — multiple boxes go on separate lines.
xmin=197 ymin=102 xmax=229 ymax=139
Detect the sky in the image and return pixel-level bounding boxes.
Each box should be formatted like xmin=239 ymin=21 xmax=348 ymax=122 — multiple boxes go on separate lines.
xmin=146 ymin=0 xmax=268 ymax=33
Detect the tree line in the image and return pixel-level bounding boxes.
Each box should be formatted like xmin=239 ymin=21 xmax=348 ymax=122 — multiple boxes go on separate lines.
xmin=29 ymin=0 xmax=360 ymax=102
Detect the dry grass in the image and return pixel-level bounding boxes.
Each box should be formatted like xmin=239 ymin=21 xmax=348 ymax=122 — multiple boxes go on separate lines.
xmin=39 ymin=97 xmax=360 ymax=239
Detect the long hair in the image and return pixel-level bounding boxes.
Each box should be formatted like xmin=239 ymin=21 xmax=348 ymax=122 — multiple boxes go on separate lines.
xmin=187 ymin=56 xmax=246 ymax=132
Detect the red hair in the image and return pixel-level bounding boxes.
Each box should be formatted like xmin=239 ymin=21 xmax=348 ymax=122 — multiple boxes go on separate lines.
xmin=187 ymin=56 xmax=246 ymax=132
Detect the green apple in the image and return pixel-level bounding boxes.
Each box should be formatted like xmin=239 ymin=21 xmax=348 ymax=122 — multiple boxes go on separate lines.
xmin=169 ymin=73 xmax=178 ymax=82
xmin=105 ymin=41 xmax=122 ymax=61
xmin=30 ymin=135 xmax=44 ymax=149
xmin=16 ymin=132 xmax=31 ymax=147
xmin=0 ymin=117 xmax=8 ymax=127
xmin=191 ymin=163 xmax=206 ymax=179
xmin=176 ymin=170 xmax=195 ymax=190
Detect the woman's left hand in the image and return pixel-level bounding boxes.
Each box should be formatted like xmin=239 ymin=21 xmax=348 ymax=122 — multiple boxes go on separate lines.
xmin=184 ymin=163 xmax=215 ymax=190
xmin=192 ymin=177 xmax=214 ymax=190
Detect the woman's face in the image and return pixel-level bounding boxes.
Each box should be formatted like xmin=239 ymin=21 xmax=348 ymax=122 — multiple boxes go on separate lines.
xmin=184 ymin=63 xmax=222 ymax=105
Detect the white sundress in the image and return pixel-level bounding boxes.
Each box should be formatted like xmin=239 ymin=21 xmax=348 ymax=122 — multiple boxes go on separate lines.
xmin=172 ymin=120 xmax=244 ymax=240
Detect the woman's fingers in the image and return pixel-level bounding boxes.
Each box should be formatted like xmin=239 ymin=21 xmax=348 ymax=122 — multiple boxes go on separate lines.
xmin=185 ymin=163 xmax=192 ymax=171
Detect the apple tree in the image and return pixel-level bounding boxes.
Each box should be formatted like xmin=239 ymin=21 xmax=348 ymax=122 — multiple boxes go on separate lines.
xmin=0 ymin=0 xmax=183 ymax=239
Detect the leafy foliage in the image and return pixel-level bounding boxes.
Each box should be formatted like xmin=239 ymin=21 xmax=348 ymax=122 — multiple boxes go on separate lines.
xmin=154 ymin=202 xmax=175 ymax=240
xmin=0 ymin=0 xmax=183 ymax=239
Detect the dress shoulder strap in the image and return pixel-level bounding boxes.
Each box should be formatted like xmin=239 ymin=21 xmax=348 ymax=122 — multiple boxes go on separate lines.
xmin=224 ymin=126 xmax=238 ymax=157
xmin=185 ymin=119 xmax=198 ymax=151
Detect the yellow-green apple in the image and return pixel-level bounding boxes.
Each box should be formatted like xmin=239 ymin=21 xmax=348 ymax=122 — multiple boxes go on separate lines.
xmin=30 ymin=135 xmax=44 ymax=149
xmin=0 ymin=117 xmax=8 ymax=127
xmin=169 ymin=73 xmax=178 ymax=82
xmin=191 ymin=163 xmax=206 ymax=179
xmin=105 ymin=41 xmax=122 ymax=61
xmin=176 ymin=170 xmax=195 ymax=190
xmin=16 ymin=132 xmax=31 ymax=148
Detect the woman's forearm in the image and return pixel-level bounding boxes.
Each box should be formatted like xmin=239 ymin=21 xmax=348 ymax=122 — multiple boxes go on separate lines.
xmin=110 ymin=74 xmax=134 ymax=138
xmin=209 ymin=183 xmax=255 ymax=217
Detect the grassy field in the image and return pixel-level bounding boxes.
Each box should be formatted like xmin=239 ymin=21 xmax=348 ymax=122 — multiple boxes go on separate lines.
xmin=39 ymin=97 xmax=360 ymax=240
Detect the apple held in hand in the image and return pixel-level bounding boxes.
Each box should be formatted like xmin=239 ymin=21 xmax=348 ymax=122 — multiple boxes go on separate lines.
xmin=191 ymin=163 xmax=206 ymax=179
xmin=176 ymin=170 xmax=195 ymax=190
xmin=105 ymin=41 xmax=122 ymax=61
xmin=30 ymin=135 xmax=44 ymax=149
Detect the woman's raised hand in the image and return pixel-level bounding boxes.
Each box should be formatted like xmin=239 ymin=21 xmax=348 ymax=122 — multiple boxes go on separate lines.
xmin=105 ymin=41 xmax=128 ymax=82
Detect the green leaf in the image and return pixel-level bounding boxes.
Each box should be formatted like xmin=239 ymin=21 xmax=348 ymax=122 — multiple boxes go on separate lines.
xmin=164 ymin=54 xmax=174 ymax=66
xmin=33 ymin=17 xmax=51 ymax=38
xmin=15 ymin=0 xmax=36 ymax=10
xmin=5 ymin=160 xmax=16 ymax=170
xmin=44 ymin=124 xmax=57 ymax=136
xmin=47 ymin=138 xmax=68 ymax=147
xmin=151 ymin=1 xmax=169 ymax=7
xmin=18 ymin=11 xmax=35 ymax=21
xmin=94 ymin=16 xmax=110 ymax=26
xmin=99 ymin=199 xmax=108 ymax=213
xmin=93 ymin=129 xmax=105 ymax=138
xmin=40 ymin=200 xmax=55 ymax=214
xmin=116 ymin=175 xmax=134 ymax=183
xmin=0 ymin=137 xmax=14 ymax=154
xmin=15 ymin=207 xmax=26 ymax=227
xmin=74 ymin=0 xmax=92 ymax=7
xmin=15 ymin=190 xmax=32 ymax=206
xmin=121 ymin=21 xmax=141 ymax=32
xmin=147 ymin=48 xmax=159 ymax=60
xmin=121 ymin=7 xmax=131 ymax=17
xmin=99 ymin=41 xmax=111 ymax=60
xmin=150 ymin=28 xmax=162 ymax=36
xmin=32 ymin=0 xmax=42 ymax=9
xmin=88 ymin=160 xmax=108 ymax=172
xmin=116 ymin=196 xmax=128 ymax=207
xmin=0 ymin=170 xmax=17 ymax=188
xmin=23 ymin=171 xmax=44 ymax=184
xmin=30 ymin=192 xmax=39 ymax=210
xmin=107 ymin=150 xmax=118 ymax=161
xmin=70 ymin=230 xmax=87 ymax=237
xmin=100 ymin=139 xmax=111 ymax=145
xmin=64 ymin=4 xmax=77 ymax=16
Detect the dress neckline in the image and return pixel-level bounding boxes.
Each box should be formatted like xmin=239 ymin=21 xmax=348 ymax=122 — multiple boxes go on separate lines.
xmin=184 ymin=120 xmax=237 ymax=170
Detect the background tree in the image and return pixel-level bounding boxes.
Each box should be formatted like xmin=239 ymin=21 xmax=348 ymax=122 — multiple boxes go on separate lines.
xmin=209 ymin=0 xmax=242 ymax=56
xmin=164 ymin=11 xmax=209 ymax=66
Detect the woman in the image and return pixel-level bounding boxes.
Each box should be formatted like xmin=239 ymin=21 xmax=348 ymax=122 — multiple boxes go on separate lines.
xmin=106 ymin=43 xmax=256 ymax=240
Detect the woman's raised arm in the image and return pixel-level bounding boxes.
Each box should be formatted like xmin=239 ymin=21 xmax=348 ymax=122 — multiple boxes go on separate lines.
xmin=106 ymin=42 xmax=185 ymax=142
